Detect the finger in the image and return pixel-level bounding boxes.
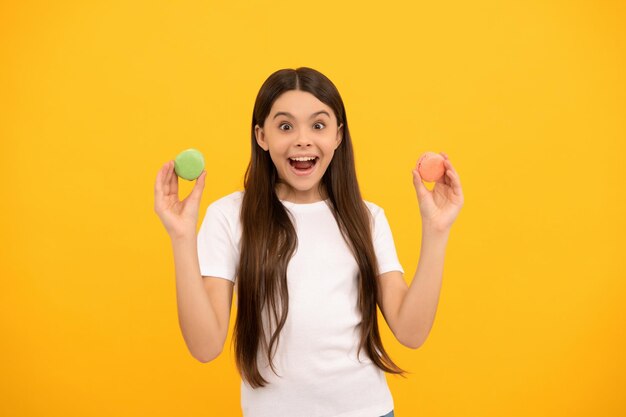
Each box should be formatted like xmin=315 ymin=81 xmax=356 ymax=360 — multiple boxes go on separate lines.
xmin=450 ymin=173 xmax=463 ymax=197
xmin=169 ymin=161 xmax=179 ymax=195
xmin=440 ymin=156 xmax=458 ymax=177
xmin=445 ymin=169 xmax=454 ymax=185
xmin=443 ymin=158 xmax=457 ymax=174
xmin=444 ymin=162 xmax=457 ymax=179
xmin=163 ymin=161 xmax=174 ymax=192
xmin=441 ymin=161 xmax=453 ymax=181
xmin=448 ymin=163 xmax=460 ymax=183
xmin=440 ymin=152 xmax=449 ymax=160
xmin=412 ymin=165 xmax=429 ymax=198
xmin=445 ymin=165 xmax=463 ymax=192
xmin=190 ymin=170 xmax=206 ymax=201
xmin=155 ymin=162 xmax=167 ymax=195
xmin=155 ymin=162 xmax=171 ymax=213
xmin=454 ymin=172 xmax=463 ymax=191
xmin=434 ymin=162 xmax=449 ymax=184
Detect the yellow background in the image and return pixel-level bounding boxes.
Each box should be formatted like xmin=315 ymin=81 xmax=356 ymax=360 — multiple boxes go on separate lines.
xmin=1 ymin=0 xmax=625 ymax=415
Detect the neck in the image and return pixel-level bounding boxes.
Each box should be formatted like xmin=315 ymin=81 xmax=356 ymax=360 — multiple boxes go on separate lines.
xmin=275 ymin=183 xmax=328 ymax=204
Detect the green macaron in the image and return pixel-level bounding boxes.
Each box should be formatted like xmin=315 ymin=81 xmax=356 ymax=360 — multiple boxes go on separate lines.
xmin=174 ymin=148 xmax=205 ymax=181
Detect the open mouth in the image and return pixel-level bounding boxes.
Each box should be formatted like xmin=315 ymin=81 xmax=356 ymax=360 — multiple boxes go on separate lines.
xmin=288 ymin=157 xmax=319 ymax=175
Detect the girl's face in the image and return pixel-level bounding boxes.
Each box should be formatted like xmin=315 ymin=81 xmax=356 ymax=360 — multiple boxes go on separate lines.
xmin=255 ymin=90 xmax=343 ymax=204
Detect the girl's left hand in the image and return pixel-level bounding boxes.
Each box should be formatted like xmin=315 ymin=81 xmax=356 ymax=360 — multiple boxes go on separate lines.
xmin=412 ymin=152 xmax=464 ymax=233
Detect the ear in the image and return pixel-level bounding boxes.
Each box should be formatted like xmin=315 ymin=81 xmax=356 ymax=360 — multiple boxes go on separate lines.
xmin=335 ymin=123 xmax=344 ymax=149
xmin=255 ymin=124 xmax=269 ymax=151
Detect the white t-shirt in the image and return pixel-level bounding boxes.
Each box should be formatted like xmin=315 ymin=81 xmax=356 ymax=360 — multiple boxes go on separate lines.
xmin=197 ymin=190 xmax=404 ymax=417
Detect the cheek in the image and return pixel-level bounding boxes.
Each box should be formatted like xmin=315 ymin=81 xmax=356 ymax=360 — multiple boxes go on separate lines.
xmin=268 ymin=152 xmax=287 ymax=170
xmin=323 ymin=146 xmax=338 ymax=159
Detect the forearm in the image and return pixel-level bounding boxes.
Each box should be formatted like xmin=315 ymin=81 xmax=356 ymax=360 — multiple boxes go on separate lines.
xmin=397 ymin=226 xmax=450 ymax=348
xmin=171 ymin=236 xmax=222 ymax=362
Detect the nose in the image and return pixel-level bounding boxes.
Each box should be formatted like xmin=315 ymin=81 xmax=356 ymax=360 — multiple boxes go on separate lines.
xmin=294 ymin=132 xmax=312 ymax=147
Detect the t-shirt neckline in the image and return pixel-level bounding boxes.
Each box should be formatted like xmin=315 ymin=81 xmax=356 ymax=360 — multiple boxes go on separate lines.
xmin=279 ymin=198 xmax=331 ymax=211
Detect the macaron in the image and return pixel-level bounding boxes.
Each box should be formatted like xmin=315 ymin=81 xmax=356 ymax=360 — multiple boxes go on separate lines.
xmin=174 ymin=148 xmax=205 ymax=181
xmin=417 ymin=152 xmax=445 ymax=182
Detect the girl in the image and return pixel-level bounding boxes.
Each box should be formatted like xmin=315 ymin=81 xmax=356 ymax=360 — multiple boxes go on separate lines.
xmin=154 ymin=67 xmax=464 ymax=417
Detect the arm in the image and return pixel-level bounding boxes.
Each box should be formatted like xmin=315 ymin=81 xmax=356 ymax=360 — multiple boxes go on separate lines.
xmin=395 ymin=226 xmax=450 ymax=349
xmin=154 ymin=160 xmax=228 ymax=363
xmin=171 ymin=235 xmax=223 ymax=363
xmin=396 ymin=151 xmax=463 ymax=348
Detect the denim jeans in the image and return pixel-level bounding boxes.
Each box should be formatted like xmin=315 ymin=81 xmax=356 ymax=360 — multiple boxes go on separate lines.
xmin=379 ymin=410 xmax=394 ymax=417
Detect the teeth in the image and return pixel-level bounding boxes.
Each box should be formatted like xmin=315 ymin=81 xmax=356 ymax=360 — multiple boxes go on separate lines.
xmin=290 ymin=156 xmax=317 ymax=161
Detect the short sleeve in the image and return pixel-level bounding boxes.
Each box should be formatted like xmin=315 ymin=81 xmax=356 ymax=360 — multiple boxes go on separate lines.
xmin=196 ymin=201 xmax=239 ymax=284
xmin=371 ymin=206 xmax=404 ymax=275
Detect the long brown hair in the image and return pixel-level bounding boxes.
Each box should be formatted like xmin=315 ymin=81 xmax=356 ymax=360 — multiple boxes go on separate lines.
xmin=232 ymin=67 xmax=407 ymax=388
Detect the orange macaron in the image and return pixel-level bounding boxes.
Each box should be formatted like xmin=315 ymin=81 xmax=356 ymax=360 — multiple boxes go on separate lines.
xmin=417 ymin=152 xmax=445 ymax=182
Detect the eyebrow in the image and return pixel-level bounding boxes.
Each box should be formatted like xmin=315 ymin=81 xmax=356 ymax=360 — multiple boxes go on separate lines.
xmin=272 ymin=110 xmax=331 ymax=120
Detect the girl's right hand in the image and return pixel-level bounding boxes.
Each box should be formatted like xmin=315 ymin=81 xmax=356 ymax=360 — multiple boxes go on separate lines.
xmin=154 ymin=160 xmax=207 ymax=240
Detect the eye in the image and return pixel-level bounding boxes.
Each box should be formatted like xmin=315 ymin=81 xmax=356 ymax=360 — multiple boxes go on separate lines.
xmin=279 ymin=122 xmax=291 ymax=131
xmin=314 ymin=122 xmax=325 ymax=129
